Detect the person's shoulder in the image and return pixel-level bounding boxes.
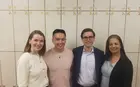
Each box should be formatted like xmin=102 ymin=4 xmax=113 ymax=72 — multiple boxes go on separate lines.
xmin=94 ymin=47 xmax=104 ymax=53
xmin=18 ymin=52 xmax=31 ymax=63
xmin=65 ymin=48 xmax=72 ymax=52
xmin=44 ymin=48 xmax=53 ymax=57
xmin=46 ymin=49 xmax=52 ymax=54
xmin=123 ymin=57 xmax=132 ymax=65
xmin=73 ymin=46 xmax=83 ymax=51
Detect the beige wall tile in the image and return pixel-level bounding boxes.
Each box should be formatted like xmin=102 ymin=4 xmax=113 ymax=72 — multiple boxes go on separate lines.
xmin=124 ymin=12 xmax=140 ymax=52
xmin=29 ymin=0 xmax=44 ymax=10
xmin=93 ymin=12 xmax=109 ymax=51
xmin=62 ymin=11 xmax=77 ymax=49
xmin=14 ymin=11 xmax=29 ymax=51
xmin=62 ymin=0 xmax=77 ymax=10
xmin=94 ymin=0 xmax=110 ymax=10
xmin=78 ymin=0 xmax=93 ymax=10
xmin=0 ymin=0 xmax=11 ymax=10
xmin=111 ymin=0 xmax=126 ymax=10
xmin=109 ymin=12 xmax=125 ymax=41
xmin=0 ymin=52 xmax=16 ymax=87
xmin=126 ymin=53 xmax=139 ymax=87
xmin=45 ymin=0 xmax=61 ymax=10
xmin=77 ymin=12 xmax=93 ymax=46
xmin=46 ymin=11 xmax=61 ymax=50
xmin=29 ymin=11 xmax=45 ymax=33
xmin=127 ymin=0 xmax=140 ymax=10
xmin=0 ymin=11 xmax=14 ymax=51
xmin=13 ymin=0 xmax=28 ymax=10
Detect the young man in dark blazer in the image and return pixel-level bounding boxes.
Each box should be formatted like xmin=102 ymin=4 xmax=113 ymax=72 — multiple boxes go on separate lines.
xmin=71 ymin=28 xmax=104 ymax=87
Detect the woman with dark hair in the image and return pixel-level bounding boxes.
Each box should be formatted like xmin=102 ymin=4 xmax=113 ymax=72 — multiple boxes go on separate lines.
xmin=17 ymin=30 xmax=49 ymax=87
xmin=101 ymin=34 xmax=133 ymax=87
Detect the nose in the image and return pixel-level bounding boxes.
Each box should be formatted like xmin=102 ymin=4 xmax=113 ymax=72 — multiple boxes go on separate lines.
xmin=112 ymin=44 xmax=115 ymax=47
xmin=58 ymin=39 xmax=63 ymax=43
xmin=37 ymin=41 xmax=41 ymax=45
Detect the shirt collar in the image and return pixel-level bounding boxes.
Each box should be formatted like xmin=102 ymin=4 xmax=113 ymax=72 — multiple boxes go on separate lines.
xmin=83 ymin=46 xmax=94 ymax=53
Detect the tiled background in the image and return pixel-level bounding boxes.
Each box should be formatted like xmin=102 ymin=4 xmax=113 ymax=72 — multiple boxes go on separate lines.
xmin=0 ymin=0 xmax=140 ymax=87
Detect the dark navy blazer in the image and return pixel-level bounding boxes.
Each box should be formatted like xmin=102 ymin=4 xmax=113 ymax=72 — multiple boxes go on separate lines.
xmin=71 ymin=46 xmax=104 ymax=87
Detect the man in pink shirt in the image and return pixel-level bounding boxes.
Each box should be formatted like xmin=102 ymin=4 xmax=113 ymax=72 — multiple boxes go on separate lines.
xmin=44 ymin=29 xmax=73 ymax=87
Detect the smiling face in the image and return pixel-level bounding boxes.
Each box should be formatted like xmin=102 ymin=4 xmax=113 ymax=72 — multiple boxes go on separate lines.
xmin=82 ymin=31 xmax=95 ymax=48
xmin=29 ymin=34 xmax=44 ymax=53
xmin=52 ymin=33 xmax=66 ymax=51
xmin=109 ymin=38 xmax=121 ymax=54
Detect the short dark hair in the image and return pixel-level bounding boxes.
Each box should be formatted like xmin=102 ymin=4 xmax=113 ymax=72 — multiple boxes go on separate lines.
xmin=81 ymin=28 xmax=95 ymax=38
xmin=105 ymin=34 xmax=127 ymax=60
xmin=53 ymin=29 xmax=66 ymax=36
xmin=24 ymin=30 xmax=46 ymax=56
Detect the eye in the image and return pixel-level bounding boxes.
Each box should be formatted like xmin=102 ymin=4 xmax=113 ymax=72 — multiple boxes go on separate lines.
xmin=34 ymin=39 xmax=38 ymax=42
xmin=40 ymin=40 xmax=44 ymax=42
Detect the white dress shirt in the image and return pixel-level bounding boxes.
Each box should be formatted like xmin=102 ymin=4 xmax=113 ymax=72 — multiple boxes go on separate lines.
xmin=78 ymin=49 xmax=96 ymax=86
xmin=17 ymin=52 xmax=49 ymax=87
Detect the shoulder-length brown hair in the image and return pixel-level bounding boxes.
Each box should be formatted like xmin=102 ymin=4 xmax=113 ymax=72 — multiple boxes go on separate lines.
xmin=24 ymin=30 xmax=46 ymax=56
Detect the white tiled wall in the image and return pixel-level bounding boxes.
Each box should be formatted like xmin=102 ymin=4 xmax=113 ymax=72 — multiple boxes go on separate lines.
xmin=0 ymin=0 xmax=140 ymax=87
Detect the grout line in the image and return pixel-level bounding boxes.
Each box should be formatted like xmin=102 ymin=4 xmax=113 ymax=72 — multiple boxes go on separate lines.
xmin=123 ymin=0 xmax=127 ymax=43
xmin=44 ymin=0 xmax=46 ymax=37
xmin=0 ymin=10 xmax=140 ymax=12
xmin=92 ymin=0 xmax=94 ymax=30
xmin=107 ymin=0 xmax=111 ymax=36
xmin=76 ymin=0 xmax=79 ymax=47
xmin=0 ymin=60 xmax=3 ymax=85
xmin=135 ymin=37 xmax=140 ymax=87
xmin=60 ymin=0 xmax=62 ymax=28
xmin=11 ymin=0 xmax=18 ymax=85
xmin=28 ymin=0 xmax=30 ymax=33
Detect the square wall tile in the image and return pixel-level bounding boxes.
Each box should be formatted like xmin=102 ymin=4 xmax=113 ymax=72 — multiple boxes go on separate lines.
xmin=136 ymin=53 xmax=140 ymax=87
xmin=124 ymin=12 xmax=140 ymax=52
xmin=0 ymin=0 xmax=11 ymax=10
xmin=126 ymin=53 xmax=139 ymax=87
xmin=77 ymin=11 xmax=93 ymax=46
xmin=13 ymin=0 xmax=28 ymax=10
xmin=46 ymin=11 xmax=61 ymax=50
xmin=94 ymin=0 xmax=110 ymax=10
xmin=127 ymin=0 xmax=140 ymax=10
xmin=14 ymin=11 xmax=29 ymax=51
xmin=111 ymin=0 xmax=126 ymax=10
xmin=93 ymin=12 xmax=109 ymax=51
xmin=78 ymin=0 xmax=93 ymax=10
xmin=29 ymin=11 xmax=45 ymax=33
xmin=29 ymin=0 xmax=44 ymax=10
xmin=62 ymin=11 xmax=77 ymax=49
xmin=45 ymin=0 xmax=61 ymax=10
xmin=62 ymin=0 xmax=77 ymax=10
xmin=0 ymin=11 xmax=14 ymax=51
xmin=0 ymin=52 xmax=16 ymax=87
xmin=109 ymin=12 xmax=125 ymax=41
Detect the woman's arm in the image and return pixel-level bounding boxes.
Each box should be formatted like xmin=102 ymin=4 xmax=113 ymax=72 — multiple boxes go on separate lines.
xmin=123 ymin=59 xmax=133 ymax=87
xmin=17 ymin=53 xmax=30 ymax=87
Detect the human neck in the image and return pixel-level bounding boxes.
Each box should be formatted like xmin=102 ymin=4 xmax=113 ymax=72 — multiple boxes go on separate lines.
xmin=53 ymin=47 xmax=64 ymax=53
xmin=111 ymin=52 xmax=120 ymax=58
xmin=30 ymin=49 xmax=38 ymax=55
xmin=110 ymin=52 xmax=120 ymax=63
xmin=84 ymin=46 xmax=93 ymax=52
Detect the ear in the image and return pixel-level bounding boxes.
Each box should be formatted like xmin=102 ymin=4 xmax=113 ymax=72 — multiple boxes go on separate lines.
xmin=52 ymin=37 xmax=54 ymax=43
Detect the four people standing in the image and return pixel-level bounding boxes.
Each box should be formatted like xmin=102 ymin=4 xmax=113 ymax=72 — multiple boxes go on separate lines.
xmin=17 ymin=28 xmax=133 ymax=87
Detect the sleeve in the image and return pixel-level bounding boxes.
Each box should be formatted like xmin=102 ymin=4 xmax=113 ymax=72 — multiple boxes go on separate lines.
xmin=17 ymin=53 xmax=30 ymax=87
xmin=123 ymin=59 xmax=133 ymax=87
